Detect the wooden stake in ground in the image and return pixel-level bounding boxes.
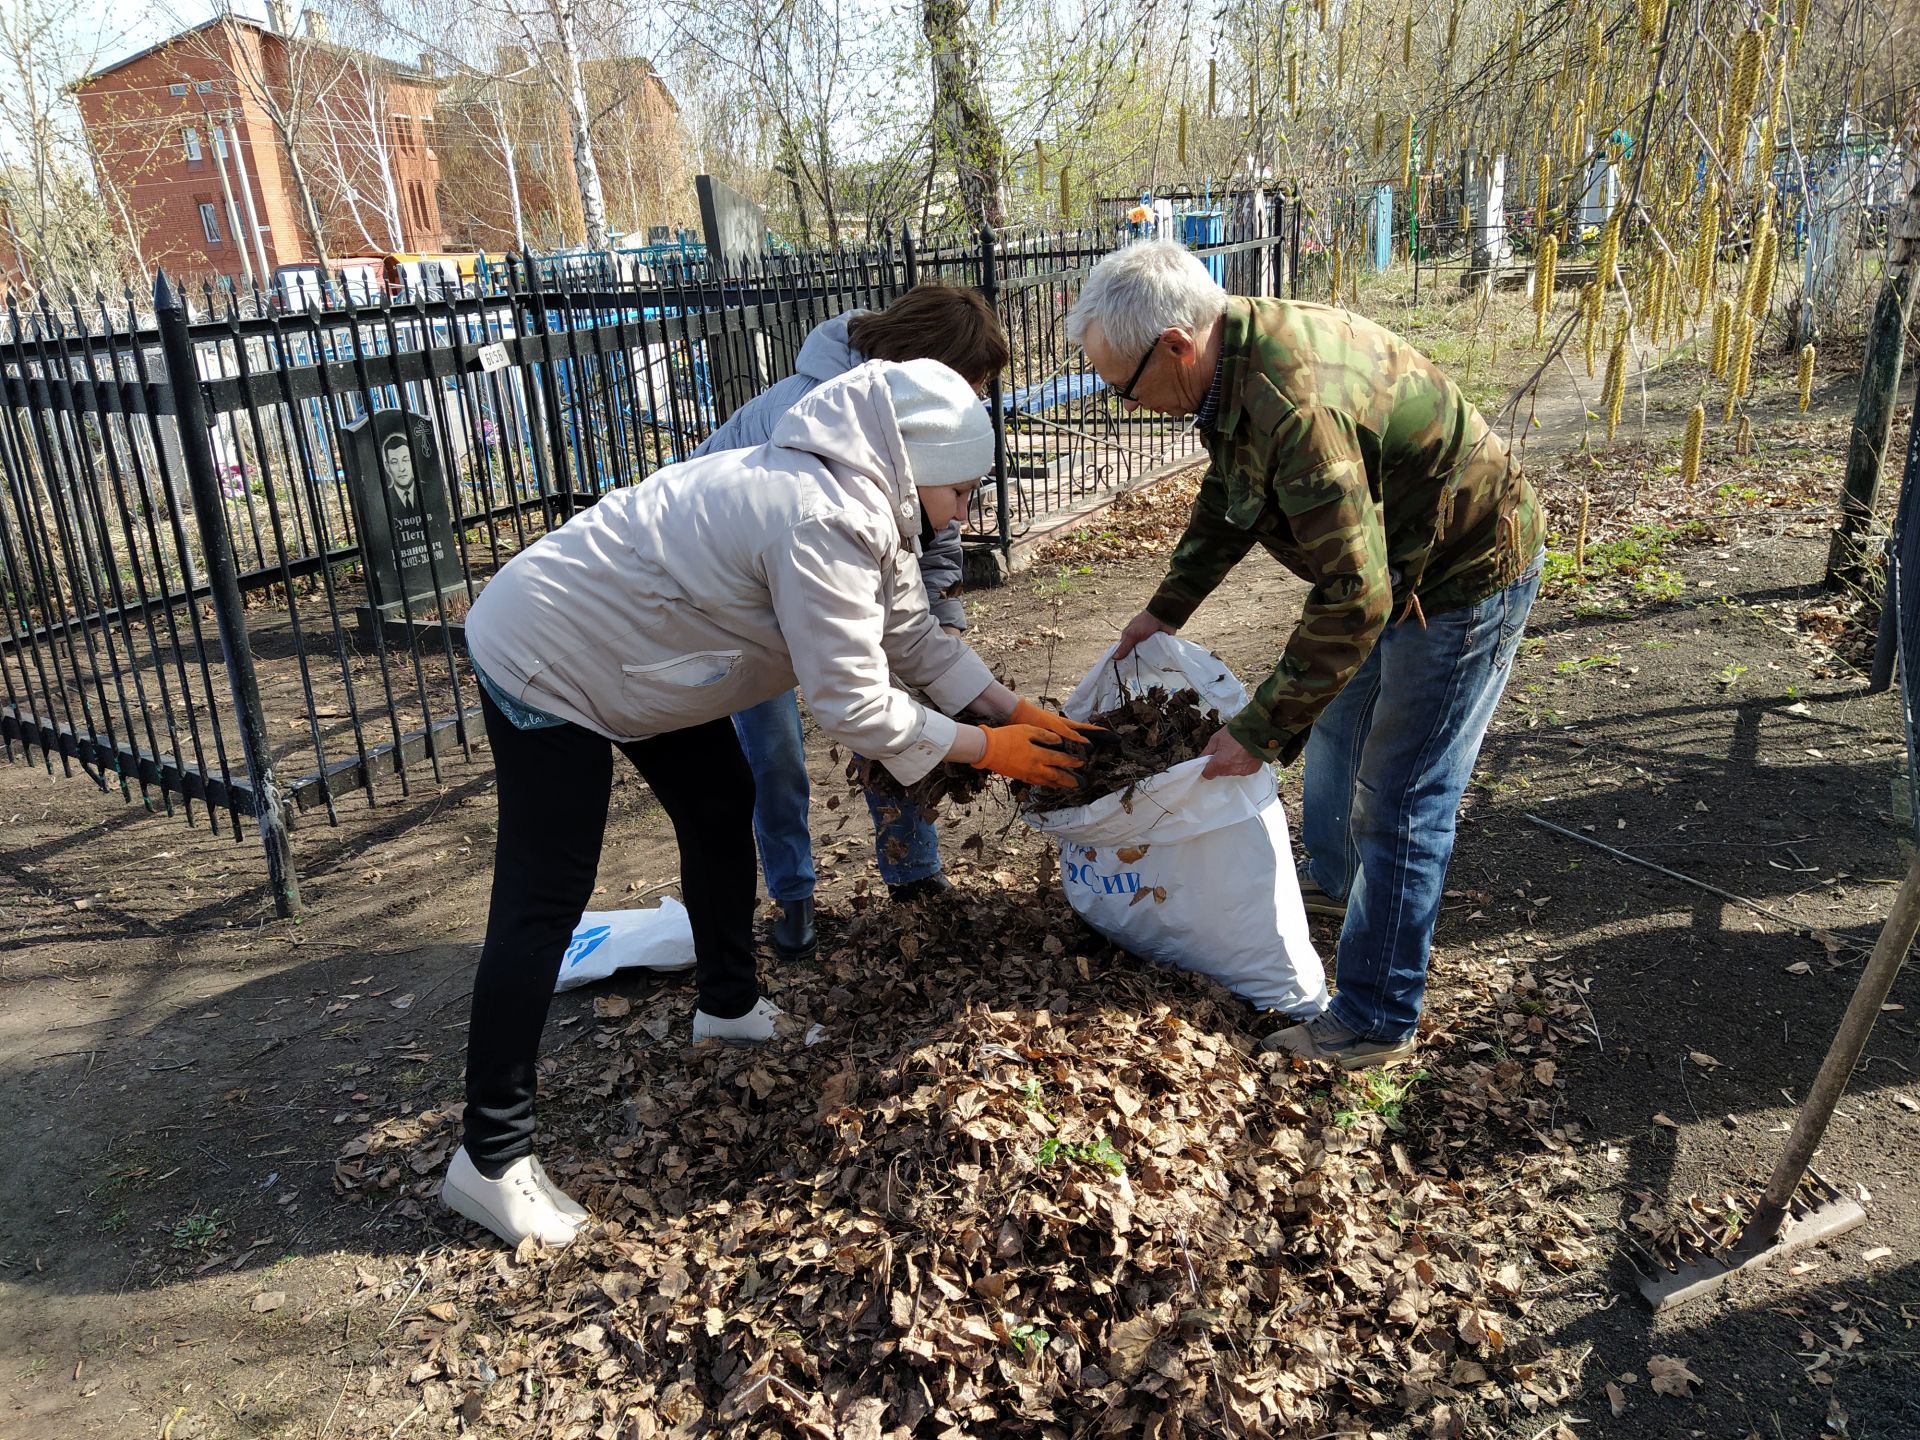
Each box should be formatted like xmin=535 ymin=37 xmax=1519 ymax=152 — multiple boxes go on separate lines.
xmin=1574 ymin=489 xmax=1590 ymax=575
xmin=1827 ymin=174 xmax=1920 ymax=588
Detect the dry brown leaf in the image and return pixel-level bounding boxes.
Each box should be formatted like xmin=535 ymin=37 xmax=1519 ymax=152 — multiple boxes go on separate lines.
xmin=1648 ymin=1353 xmax=1701 ymax=1397
xmin=1606 ymin=1380 xmax=1627 ymax=1416
xmin=1687 ymin=1051 xmax=1721 ymax=1069
xmin=249 ymin=1291 xmax=285 ymax=1314
xmin=594 ymin=995 xmax=632 ymax=1019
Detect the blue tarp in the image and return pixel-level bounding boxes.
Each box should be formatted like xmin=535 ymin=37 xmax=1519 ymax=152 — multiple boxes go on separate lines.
xmin=999 ymin=373 xmax=1108 ymax=414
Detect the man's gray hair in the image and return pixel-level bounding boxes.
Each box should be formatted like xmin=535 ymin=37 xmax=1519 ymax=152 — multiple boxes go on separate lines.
xmin=1066 ymin=239 xmax=1230 ymax=357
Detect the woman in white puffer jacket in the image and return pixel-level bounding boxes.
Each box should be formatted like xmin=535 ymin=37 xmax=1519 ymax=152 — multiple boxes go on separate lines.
xmin=442 ymin=359 xmax=1094 ymax=1248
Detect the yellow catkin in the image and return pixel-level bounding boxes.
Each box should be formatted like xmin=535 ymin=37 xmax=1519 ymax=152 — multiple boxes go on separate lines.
xmin=1755 ymin=116 xmax=1778 ymax=190
xmin=1400 ymin=113 xmax=1415 ymax=190
xmin=1710 ymin=295 xmax=1733 ymax=375
xmin=1693 ymin=197 xmax=1718 ymax=310
xmin=1534 ymin=232 xmax=1559 ymax=338
xmin=1741 ymin=210 xmax=1775 ymax=315
xmin=1582 ymin=285 xmax=1599 ymax=376
xmin=1288 ymin=53 xmax=1298 ymax=113
xmin=1588 ymin=20 xmax=1604 ymax=62
xmin=1681 ymin=404 xmax=1705 ymax=486
xmin=1640 ymin=0 xmax=1667 ymax=44
xmin=1446 ymin=0 xmax=1459 ymax=50
xmin=1332 ymin=247 xmax=1343 ymax=304
xmin=1731 ymin=313 xmax=1756 ymax=399
xmin=1536 ymin=154 xmax=1552 ymax=222
xmin=1752 ymin=223 xmax=1778 ymax=318
xmin=1403 ymin=15 xmax=1413 ymax=65
xmin=1603 ymin=334 xmax=1628 ymax=440
xmin=1373 ymin=111 xmax=1386 ymax=156
xmin=1060 ymin=167 xmax=1070 ymax=220
xmin=1797 ymin=343 xmax=1815 ymax=409
xmin=1338 ymin=27 xmax=1348 ymax=81
xmin=1510 ymin=10 xmax=1524 ymax=69
xmin=1596 ymin=213 xmax=1621 ymax=290
xmin=1723 ymin=29 xmax=1763 ymax=169
xmin=1791 ymin=0 xmax=1809 ymax=59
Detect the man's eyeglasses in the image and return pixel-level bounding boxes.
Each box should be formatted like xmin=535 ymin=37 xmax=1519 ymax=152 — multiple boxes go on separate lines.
xmin=1113 ymin=334 xmax=1161 ymax=404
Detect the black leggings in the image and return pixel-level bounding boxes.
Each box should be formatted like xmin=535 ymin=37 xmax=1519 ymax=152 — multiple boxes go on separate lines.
xmin=463 ymin=691 xmax=760 ymax=1173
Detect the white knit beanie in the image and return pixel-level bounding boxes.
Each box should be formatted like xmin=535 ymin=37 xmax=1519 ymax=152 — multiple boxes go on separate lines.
xmin=882 ymin=358 xmax=994 ymax=487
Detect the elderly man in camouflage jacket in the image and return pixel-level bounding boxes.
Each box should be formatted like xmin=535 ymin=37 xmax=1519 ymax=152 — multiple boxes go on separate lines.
xmin=1068 ymin=240 xmax=1546 ymax=1069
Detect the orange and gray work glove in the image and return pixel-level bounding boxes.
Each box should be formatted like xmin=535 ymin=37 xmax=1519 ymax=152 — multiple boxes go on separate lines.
xmin=971 ymin=725 xmax=1085 ymax=788
xmin=1009 ymin=697 xmax=1105 ymax=745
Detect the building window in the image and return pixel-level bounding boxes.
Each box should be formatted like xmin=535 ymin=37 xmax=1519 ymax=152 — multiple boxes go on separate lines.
xmin=168 ymin=83 xmax=187 ymax=96
xmin=199 ymin=202 xmax=222 ymax=244
xmin=183 ymin=127 xmax=203 ymax=162
xmin=213 ymin=126 xmax=228 ymax=158
xmin=195 ymin=80 xmax=213 ymax=93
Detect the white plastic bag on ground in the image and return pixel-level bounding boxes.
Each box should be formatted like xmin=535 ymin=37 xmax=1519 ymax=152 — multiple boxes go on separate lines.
xmin=1021 ymin=634 xmax=1329 ymax=1016
xmin=555 ymin=897 xmax=697 ymax=992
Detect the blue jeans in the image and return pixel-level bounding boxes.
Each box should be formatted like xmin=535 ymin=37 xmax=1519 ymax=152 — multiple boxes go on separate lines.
xmin=1300 ymin=553 xmax=1544 ymax=1042
xmin=732 ymin=692 xmax=817 ymax=904
xmin=732 ymin=689 xmax=944 ymax=899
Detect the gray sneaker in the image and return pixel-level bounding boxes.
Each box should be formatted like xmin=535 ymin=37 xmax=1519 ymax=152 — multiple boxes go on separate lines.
xmin=1296 ymin=864 xmax=1348 ymax=922
xmin=1261 ymin=1012 xmax=1416 ymax=1070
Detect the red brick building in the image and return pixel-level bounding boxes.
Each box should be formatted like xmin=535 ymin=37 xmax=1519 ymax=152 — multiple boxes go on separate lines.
xmin=74 ymin=12 xmax=446 ymax=286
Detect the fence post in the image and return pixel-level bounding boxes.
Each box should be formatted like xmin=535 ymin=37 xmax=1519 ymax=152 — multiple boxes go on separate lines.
xmin=978 ymin=226 xmax=1010 ymax=571
xmin=153 ymin=271 xmax=299 ymax=918
xmin=902 ymin=226 xmax=920 ymax=289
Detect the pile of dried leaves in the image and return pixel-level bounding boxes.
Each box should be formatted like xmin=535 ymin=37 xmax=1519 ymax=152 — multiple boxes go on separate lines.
xmin=335 ymin=827 xmax=1600 ymax=1439
xmin=1020 ymin=686 xmax=1220 ymax=813
xmin=849 ymin=751 xmax=996 ymax=832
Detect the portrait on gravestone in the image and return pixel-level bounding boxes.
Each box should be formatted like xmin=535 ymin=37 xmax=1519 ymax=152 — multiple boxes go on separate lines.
xmin=340 ymin=409 xmax=461 ymax=614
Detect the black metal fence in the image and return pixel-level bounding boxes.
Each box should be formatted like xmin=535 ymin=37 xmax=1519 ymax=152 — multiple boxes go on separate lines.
xmin=0 ymin=207 xmax=1290 ymax=906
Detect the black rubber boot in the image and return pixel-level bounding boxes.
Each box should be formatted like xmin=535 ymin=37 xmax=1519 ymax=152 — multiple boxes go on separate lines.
xmin=771 ymin=897 xmax=816 ymax=962
xmin=888 ymin=874 xmax=954 ymax=904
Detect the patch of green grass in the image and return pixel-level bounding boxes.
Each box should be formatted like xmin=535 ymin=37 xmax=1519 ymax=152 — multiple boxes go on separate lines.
xmin=1632 ymin=567 xmax=1686 ymax=602
xmin=99 ymin=1208 xmax=128 ymax=1234
xmin=1541 ymin=519 xmax=1714 ymax=597
xmin=1718 ymin=661 xmax=1750 ymax=687
xmin=1555 ymin=652 xmax=1621 ymax=675
xmin=1036 ymin=1134 xmax=1126 ymax=1176
xmin=1714 ymin=482 xmax=1762 ymax=504
xmin=1334 ymin=1069 xmax=1428 ymax=1131
xmin=169 ymin=1211 xmax=224 ymax=1254
xmin=1009 ymin=1321 xmax=1052 ymax=1356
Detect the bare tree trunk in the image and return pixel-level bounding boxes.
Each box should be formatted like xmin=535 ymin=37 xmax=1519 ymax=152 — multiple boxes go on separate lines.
xmin=493 ymin=91 xmax=529 ymax=252
xmin=553 ymin=7 xmax=610 ymax=249
xmin=922 ymin=0 xmax=1004 ymax=229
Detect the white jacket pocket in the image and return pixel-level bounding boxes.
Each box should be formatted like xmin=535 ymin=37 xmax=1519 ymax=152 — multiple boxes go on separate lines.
xmin=622 ymin=650 xmax=743 ymax=689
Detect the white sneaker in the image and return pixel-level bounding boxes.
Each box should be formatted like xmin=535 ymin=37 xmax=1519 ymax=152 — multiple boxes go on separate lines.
xmin=442 ymin=1147 xmax=582 ymax=1248
xmin=528 ymin=1156 xmax=588 ymax=1223
xmin=692 ymin=996 xmax=784 ymax=1043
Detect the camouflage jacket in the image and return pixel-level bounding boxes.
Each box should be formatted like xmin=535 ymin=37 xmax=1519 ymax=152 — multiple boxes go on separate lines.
xmin=1147 ymin=297 xmax=1545 ymax=762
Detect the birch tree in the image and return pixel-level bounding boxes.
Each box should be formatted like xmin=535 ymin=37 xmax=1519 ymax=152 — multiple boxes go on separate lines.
xmin=0 ymin=0 xmax=139 ymax=293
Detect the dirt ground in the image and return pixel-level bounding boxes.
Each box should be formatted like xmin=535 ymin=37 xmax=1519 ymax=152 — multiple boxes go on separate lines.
xmin=3 ymin=369 xmax=1918 ymax=1439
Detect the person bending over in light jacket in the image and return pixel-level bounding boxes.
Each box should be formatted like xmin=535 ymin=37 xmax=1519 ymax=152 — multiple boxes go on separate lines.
xmin=443 ymin=359 xmax=1093 ymax=1248
xmin=693 ymin=286 xmax=1010 ymax=965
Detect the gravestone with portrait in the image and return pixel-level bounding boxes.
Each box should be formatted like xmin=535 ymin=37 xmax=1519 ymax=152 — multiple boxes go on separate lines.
xmin=339 ymin=409 xmax=461 ymax=629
